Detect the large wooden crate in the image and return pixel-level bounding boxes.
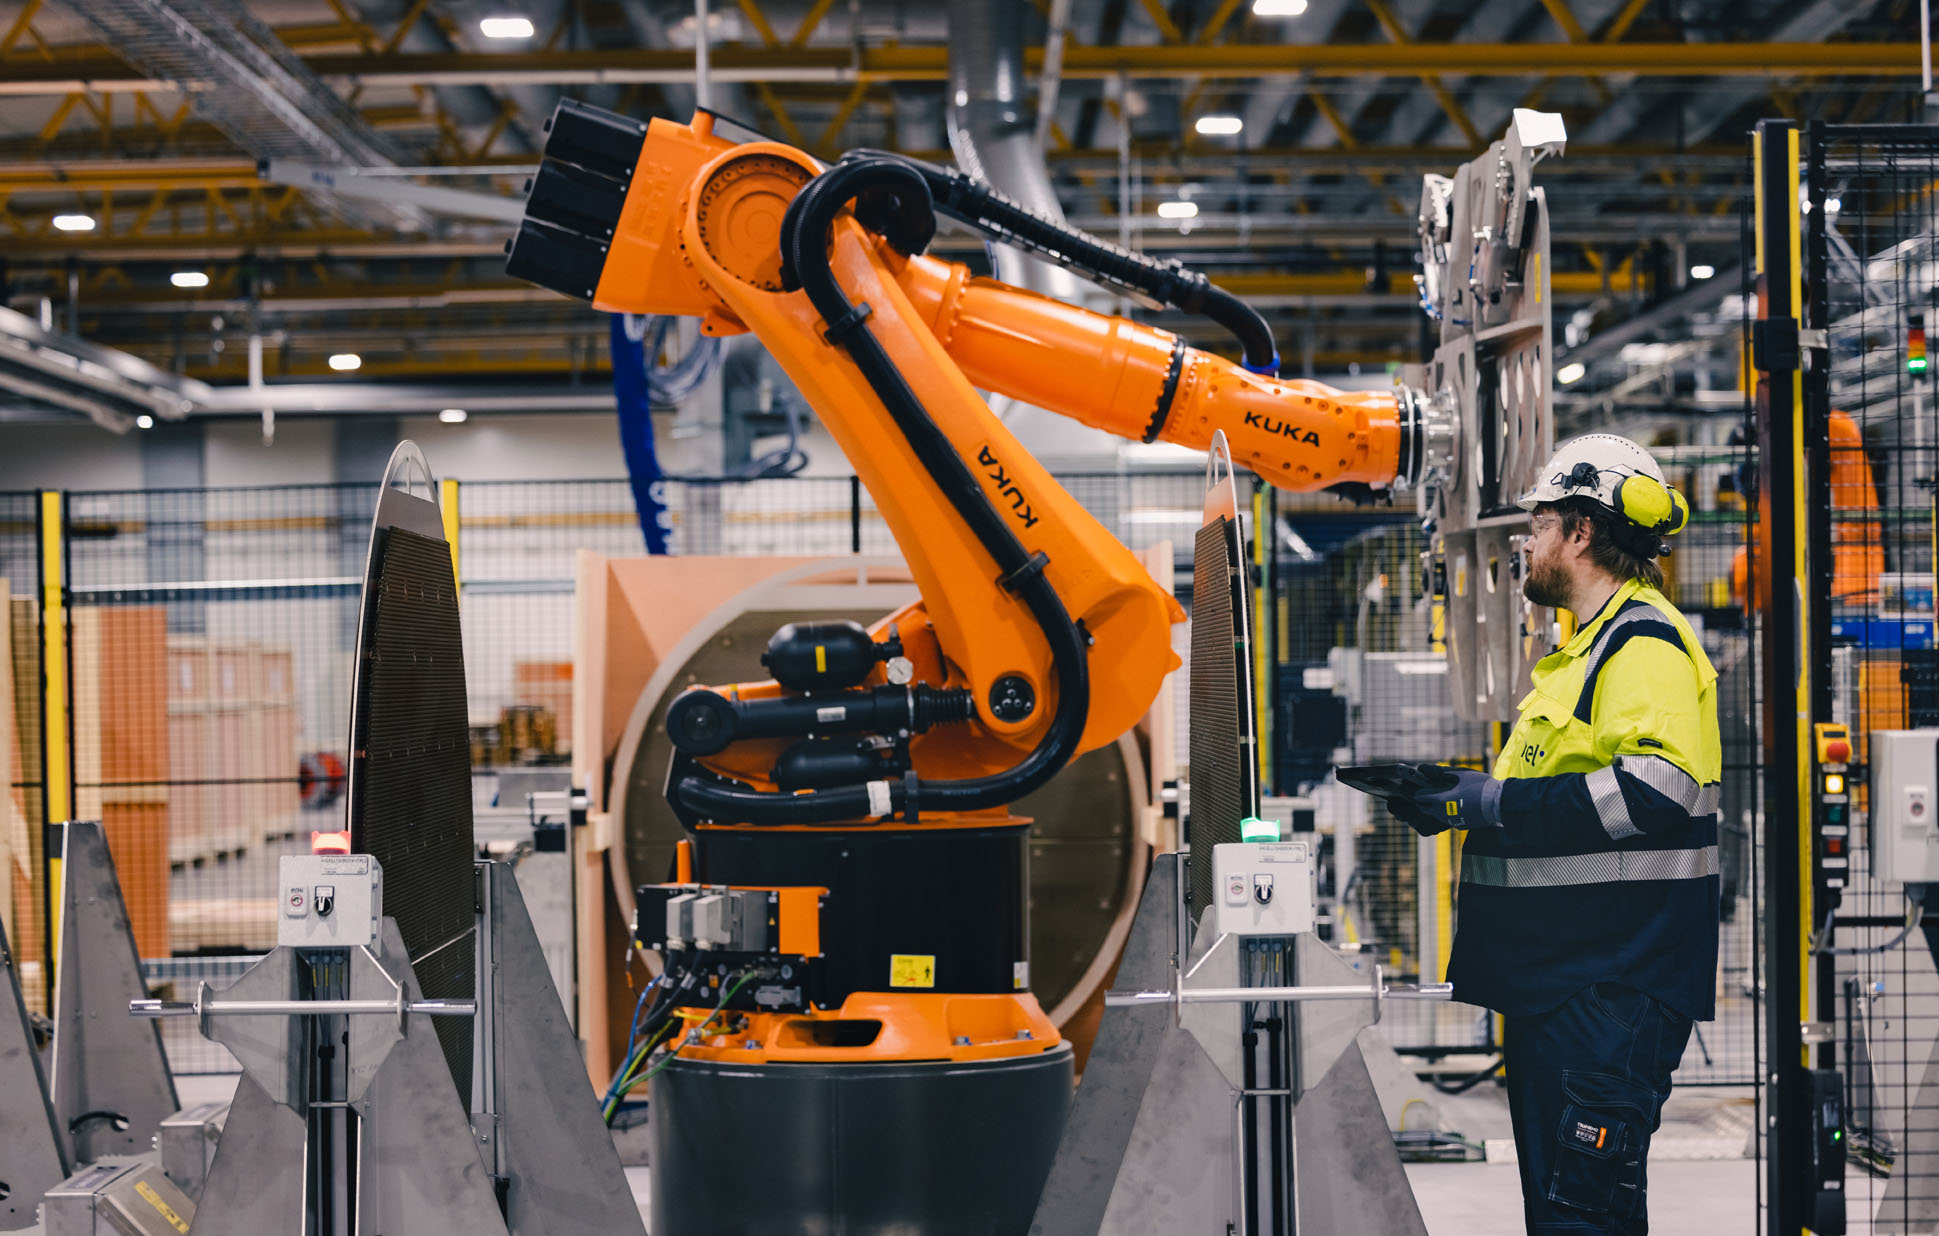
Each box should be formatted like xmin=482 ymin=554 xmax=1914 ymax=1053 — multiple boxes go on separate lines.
xmin=166 ymin=638 xmax=300 ymax=860
xmin=103 ymin=801 xmax=169 ymax=958
xmin=211 ymin=703 xmax=253 ymax=850
xmin=167 ymin=638 xmax=212 ymax=704
xmin=166 ymin=708 xmax=215 ymax=865
xmin=258 ymin=702 xmax=301 ymax=834
xmin=253 ymin=650 xmax=295 ymax=705
xmin=9 ymin=594 xmax=43 ymax=1009
xmin=0 ymin=580 xmax=14 ymax=948
xmin=211 ymin=644 xmax=254 ymax=703
xmin=71 ymin=606 xmax=171 ymax=956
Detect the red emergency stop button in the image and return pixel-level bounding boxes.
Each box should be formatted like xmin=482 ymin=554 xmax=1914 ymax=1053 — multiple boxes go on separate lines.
xmin=1826 ymin=740 xmax=1851 ymax=764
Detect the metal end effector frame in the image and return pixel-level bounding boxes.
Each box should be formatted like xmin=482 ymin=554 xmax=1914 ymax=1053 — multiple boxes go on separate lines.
xmin=1403 ymin=108 xmax=1568 ymax=721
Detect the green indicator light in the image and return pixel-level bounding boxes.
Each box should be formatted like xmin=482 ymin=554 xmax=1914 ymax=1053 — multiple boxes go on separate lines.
xmin=1834 ymin=1131 xmax=1843 ymax=1141
xmin=1240 ymin=817 xmax=1281 ymax=842
xmin=1912 ymin=357 xmax=1930 ymax=374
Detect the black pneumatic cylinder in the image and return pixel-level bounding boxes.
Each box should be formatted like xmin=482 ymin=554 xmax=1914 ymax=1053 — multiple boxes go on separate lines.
xmin=666 ymin=684 xmax=976 ymax=758
xmin=763 ymin=620 xmax=900 ymax=692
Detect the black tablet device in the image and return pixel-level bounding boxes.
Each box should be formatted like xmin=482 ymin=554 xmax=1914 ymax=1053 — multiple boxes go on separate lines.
xmin=1334 ymin=762 xmax=1461 ymax=798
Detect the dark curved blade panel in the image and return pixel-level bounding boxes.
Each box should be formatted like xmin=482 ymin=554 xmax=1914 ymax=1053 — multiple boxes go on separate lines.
xmin=1188 ymin=514 xmax=1258 ymax=920
xmin=349 ymin=525 xmax=475 ymax=1107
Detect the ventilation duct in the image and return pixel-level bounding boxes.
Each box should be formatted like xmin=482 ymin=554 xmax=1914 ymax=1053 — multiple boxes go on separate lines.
xmin=0 ymin=306 xmax=210 ymax=431
xmin=945 ymin=0 xmax=1120 ymax=462
xmin=945 ymin=0 xmax=1086 ymax=306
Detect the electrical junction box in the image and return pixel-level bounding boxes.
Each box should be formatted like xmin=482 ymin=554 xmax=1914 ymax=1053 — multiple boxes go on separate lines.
xmin=42 ymin=1158 xmax=196 ymax=1236
xmin=1212 ymin=841 xmax=1316 ymax=936
xmin=157 ymin=1102 xmax=228 ymax=1203
xmin=278 ymin=853 xmax=383 ymax=949
xmin=660 ymin=886 xmax=771 ymax=952
xmin=1870 ymin=730 xmax=1939 ymax=883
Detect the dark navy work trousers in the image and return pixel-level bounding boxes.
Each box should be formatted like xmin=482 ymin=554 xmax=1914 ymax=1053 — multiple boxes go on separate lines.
xmin=1503 ymin=982 xmax=1693 ymax=1234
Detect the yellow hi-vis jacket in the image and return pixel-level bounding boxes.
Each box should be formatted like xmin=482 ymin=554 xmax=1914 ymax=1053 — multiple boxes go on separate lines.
xmin=1445 ymin=578 xmax=1722 ymax=1020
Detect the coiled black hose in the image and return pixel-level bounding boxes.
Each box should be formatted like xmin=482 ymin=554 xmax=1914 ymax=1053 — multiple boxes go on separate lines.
xmin=838 ymin=148 xmax=1279 ymax=375
xmin=673 ymin=157 xmax=1092 ymax=827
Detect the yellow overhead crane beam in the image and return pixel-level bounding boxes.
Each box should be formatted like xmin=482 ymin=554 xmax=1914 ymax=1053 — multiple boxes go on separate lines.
xmin=0 ymin=41 xmax=1921 ymax=94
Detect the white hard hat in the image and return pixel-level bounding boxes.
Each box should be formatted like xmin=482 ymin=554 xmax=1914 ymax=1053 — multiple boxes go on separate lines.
xmin=1517 ymin=433 xmax=1689 ymax=539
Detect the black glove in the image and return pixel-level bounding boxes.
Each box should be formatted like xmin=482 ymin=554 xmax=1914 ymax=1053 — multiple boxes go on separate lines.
xmin=1388 ymin=767 xmax=1503 ymax=837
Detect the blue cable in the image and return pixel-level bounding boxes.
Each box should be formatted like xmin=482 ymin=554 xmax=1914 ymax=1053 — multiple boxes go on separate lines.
xmin=599 ymin=976 xmax=662 ymax=1111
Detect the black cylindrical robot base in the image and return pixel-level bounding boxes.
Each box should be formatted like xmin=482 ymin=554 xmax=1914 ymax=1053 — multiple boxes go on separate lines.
xmin=649 ymin=1045 xmax=1074 ymax=1236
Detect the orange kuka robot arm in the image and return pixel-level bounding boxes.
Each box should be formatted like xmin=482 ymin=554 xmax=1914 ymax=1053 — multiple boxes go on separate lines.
xmin=506 ymin=104 xmax=1411 ymax=825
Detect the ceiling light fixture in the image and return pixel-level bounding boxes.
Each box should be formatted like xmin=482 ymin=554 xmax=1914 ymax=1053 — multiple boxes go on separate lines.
xmin=1556 ymin=362 xmax=1586 ymax=385
xmin=1156 ymin=200 xmax=1199 ymax=219
xmin=1252 ymin=0 xmax=1308 ymax=14
xmin=439 ymin=408 xmax=469 ymax=424
xmin=328 ymin=353 xmax=362 ymax=371
xmin=1689 ymin=264 xmax=1715 ymax=280
xmin=52 ymin=214 xmax=97 ymax=232
xmin=479 ymin=16 xmax=534 ymax=38
xmin=1194 ymin=115 xmax=1243 ymax=136
xmin=170 ymin=271 xmax=210 ymax=288
xmin=136 ymin=415 xmax=154 ymax=429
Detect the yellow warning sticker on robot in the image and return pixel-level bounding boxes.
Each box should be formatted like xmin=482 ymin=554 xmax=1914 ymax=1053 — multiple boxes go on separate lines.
xmin=135 ymin=1181 xmax=190 ymax=1234
xmin=890 ymin=954 xmax=935 ymax=988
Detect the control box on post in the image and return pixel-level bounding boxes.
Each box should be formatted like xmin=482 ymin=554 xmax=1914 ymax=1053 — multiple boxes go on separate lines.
xmin=279 ymin=854 xmax=383 ymax=948
xmin=1211 ymin=842 xmax=1316 ymax=936
xmin=1868 ymin=730 xmax=1939 ymax=883
xmin=1815 ymin=721 xmax=1852 ymax=900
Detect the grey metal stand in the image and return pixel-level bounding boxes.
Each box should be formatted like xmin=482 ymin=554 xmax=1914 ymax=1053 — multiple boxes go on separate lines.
xmin=163 ymin=861 xmax=642 ymax=1236
xmin=186 ymin=917 xmax=510 ymax=1236
xmin=1029 ymin=854 xmax=1431 ymax=1236
xmin=0 ymin=906 xmax=66 ymax=1231
xmin=48 ymin=821 xmax=178 ymax=1166
xmin=473 ymin=862 xmax=645 ymax=1236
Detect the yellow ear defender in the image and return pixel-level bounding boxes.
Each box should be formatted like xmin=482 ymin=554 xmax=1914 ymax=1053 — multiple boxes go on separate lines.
xmin=1611 ymin=473 xmax=1689 ymax=536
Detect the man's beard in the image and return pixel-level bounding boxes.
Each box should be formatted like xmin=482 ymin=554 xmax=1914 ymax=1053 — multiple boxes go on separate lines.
xmin=1524 ymin=557 xmax=1571 ymax=609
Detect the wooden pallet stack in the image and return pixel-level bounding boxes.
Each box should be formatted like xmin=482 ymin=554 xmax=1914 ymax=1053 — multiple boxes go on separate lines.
xmin=513 ymin=659 xmax=573 ymax=754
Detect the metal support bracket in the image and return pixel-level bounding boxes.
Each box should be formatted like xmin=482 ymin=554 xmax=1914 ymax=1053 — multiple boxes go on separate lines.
xmin=0 ymin=904 xmax=67 ymax=1231
xmin=49 ymin=820 xmax=179 ymax=1165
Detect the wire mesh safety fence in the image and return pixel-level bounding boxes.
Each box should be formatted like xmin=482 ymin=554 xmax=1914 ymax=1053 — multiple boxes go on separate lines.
xmin=1263 ymin=446 xmax=1766 ymax=1089
xmin=0 ymin=493 xmax=45 ymax=1016
xmin=1800 ymin=122 xmax=1939 ymax=1231
xmin=63 ymin=483 xmax=374 ymax=1071
xmin=24 ymin=468 xmax=1217 ymax=1073
xmin=22 ymin=446 xmax=1777 ymax=1087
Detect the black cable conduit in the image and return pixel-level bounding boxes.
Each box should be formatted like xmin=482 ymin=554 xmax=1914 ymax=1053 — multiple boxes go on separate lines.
xmin=673 ymin=157 xmax=1091 ymax=827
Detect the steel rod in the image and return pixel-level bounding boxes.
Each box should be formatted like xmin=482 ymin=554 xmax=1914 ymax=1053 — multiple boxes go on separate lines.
xmin=130 ymin=997 xmax=476 ymax=1017
xmin=1103 ymin=981 xmax=1452 ymax=1006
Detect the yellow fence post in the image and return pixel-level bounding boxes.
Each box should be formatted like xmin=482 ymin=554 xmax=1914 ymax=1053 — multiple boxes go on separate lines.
xmin=441 ymin=478 xmax=461 ymax=597
xmin=39 ymin=490 xmax=69 ymax=986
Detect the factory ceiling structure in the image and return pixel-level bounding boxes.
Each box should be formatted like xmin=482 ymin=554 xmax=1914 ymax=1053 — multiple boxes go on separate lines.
xmin=0 ymin=0 xmax=1922 ymax=424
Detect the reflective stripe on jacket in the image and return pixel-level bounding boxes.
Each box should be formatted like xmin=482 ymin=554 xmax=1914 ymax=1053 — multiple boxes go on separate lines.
xmin=1445 ymin=578 xmax=1722 ymax=1021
